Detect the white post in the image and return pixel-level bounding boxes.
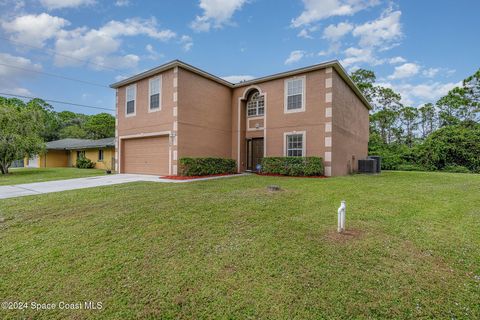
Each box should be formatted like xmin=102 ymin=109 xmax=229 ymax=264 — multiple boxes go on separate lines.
xmin=337 ymin=200 xmax=346 ymax=233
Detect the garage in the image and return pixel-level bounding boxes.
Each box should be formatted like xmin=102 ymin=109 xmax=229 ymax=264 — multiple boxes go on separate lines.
xmin=121 ymin=135 xmax=169 ymax=175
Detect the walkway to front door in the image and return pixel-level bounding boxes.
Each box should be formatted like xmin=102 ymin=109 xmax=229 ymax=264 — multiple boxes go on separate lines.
xmin=247 ymin=138 xmax=264 ymax=171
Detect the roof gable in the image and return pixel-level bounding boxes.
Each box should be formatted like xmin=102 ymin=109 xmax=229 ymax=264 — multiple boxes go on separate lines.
xmin=109 ymin=59 xmax=371 ymax=110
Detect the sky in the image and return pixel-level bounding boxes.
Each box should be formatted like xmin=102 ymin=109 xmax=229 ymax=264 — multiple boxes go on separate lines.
xmin=0 ymin=0 xmax=479 ymax=115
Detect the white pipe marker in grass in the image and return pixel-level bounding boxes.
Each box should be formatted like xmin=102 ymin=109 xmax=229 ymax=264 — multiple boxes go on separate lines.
xmin=338 ymin=200 xmax=346 ymax=233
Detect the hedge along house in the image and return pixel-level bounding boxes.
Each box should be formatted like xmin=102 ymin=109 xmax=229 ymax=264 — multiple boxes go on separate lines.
xmin=27 ymin=138 xmax=115 ymax=170
xmin=110 ymin=60 xmax=371 ymax=177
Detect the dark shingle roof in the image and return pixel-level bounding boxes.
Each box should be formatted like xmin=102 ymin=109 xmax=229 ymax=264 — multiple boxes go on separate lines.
xmin=46 ymin=138 xmax=115 ymax=150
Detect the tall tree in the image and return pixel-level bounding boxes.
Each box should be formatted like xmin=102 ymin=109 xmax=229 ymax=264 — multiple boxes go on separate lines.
xmin=436 ymin=87 xmax=467 ymax=126
xmin=418 ymin=103 xmax=436 ymax=139
xmin=400 ymin=106 xmax=419 ymax=147
xmin=370 ymin=109 xmax=398 ymax=144
xmin=84 ymin=113 xmax=115 ymax=139
xmin=27 ymin=98 xmax=61 ymax=142
xmin=350 ymin=69 xmax=376 ymax=103
xmin=463 ymin=68 xmax=480 ymax=120
xmin=0 ymin=97 xmax=45 ymax=174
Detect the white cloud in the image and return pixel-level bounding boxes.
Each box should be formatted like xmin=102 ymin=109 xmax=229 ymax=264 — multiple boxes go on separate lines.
xmin=53 ymin=18 xmax=175 ymax=69
xmin=114 ymin=74 xmax=128 ymax=82
xmin=0 ymin=52 xmax=42 ymax=96
xmin=221 ymin=75 xmax=255 ymax=83
xmin=388 ymin=56 xmax=406 ymax=64
xmin=40 ymin=0 xmax=95 ymax=10
xmin=190 ymin=0 xmax=247 ymax=32
xmin=292 ymin=0 xmax=379 ymax=28
xmin=114 ymin=0 xmax=130 ymax=7
xmin=1 ymin=13 xmax=69 ymax=47
xmin=340 ymin=46 xmax=383 ymax=68
xmin=322 ymin=22 xmax=353 ymax=41
xmin=388 ymin=62 xmax=420 ymax=80
xmin=298 ymin=29 xmax=313 ymax=39
xmin=285 ymin=50 xmax=306 ymax=65
xmin=377 ymin=81 xmax=461 ymax=105
xmin=352 ymin=8 xmax=402 ymax=48
xmin=180 ymin=35 xmax=193 ymax=52
xmin=422 ymin=67 xmax=440 ymax=78
xmin=297 ymin=25 xmax=319 ymax=39
xmin=145 ymin=44 xmax=163 ymax=60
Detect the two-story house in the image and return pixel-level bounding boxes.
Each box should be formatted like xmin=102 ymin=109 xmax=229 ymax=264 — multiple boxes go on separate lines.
xmin=110 ymin=60 xmax=370 ymax=177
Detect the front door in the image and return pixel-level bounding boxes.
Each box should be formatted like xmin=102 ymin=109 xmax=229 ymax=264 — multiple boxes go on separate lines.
xmin=246 ymin=138 xmax=264 ymax=171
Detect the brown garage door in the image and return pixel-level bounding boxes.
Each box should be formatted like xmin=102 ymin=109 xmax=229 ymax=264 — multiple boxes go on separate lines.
xmin=122 ymin=136 xmax=169 ymax=175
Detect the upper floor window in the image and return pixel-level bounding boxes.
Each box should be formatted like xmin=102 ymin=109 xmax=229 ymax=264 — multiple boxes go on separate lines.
xmin=285 ymin=132 xmax=304 ymax=157
xmin=285 ymin=77 xmax=305 ymax=112
xmin=126 ymin=84 xmax=136 ymax=116
xmin=149 ymin=76 xmax=161 ymax=111
xmin=246 ymin=91 xmax=265 ymax=117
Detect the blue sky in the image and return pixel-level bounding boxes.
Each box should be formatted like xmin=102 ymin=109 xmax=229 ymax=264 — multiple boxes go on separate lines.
xmin=0 ymin=0 xmax=479 ymax=114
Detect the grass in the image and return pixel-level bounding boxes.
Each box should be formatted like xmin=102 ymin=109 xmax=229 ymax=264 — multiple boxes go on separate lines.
xmin=0 ymin=168 xmax=106 ymax=186
xmin=0 ymin=171 xmax=479 ymax=319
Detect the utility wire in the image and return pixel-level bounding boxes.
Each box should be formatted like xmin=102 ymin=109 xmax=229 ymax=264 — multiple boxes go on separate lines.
xmin=0 ymin=36 xmax=122 ymax=72
xmin=0 ymin=92 xmax=115 ymax=112
xmin=0 ymin=63 xmax=110 ymax=88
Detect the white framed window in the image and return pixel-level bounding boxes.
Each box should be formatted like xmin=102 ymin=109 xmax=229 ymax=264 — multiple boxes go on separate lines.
xmin=149 ymin=76 xmax=162 ymax=112
xmin=125 ymin=84 xmax=136 ymax=116
xmin=284 ymin=131 xmax=306 ymax=157
xmin=284 ymin=76 xmax=305 ymax=113
xmin=98 ymin=149 xmax=104 ymax=161
xmin=246 ymin=91 xmax=265 ymax=117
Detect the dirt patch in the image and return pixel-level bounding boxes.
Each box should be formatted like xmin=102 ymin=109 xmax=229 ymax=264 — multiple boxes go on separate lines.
xmin=324 ymin=229 xmax=364 ymax=243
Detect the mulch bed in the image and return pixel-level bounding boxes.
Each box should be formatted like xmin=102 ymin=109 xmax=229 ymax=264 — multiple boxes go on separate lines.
xmin=256 ymin=173 xmax=328 ymax=178
xmin=160 ymin=173 xmax=236 ymax=180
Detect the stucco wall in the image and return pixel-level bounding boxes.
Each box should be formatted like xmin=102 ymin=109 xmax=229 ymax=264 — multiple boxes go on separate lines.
xmin=331 ymin=69 xmax=370 ymax=176
xmin=70 ymin=148 xmax=115 ymax=170
xmin=116 ymin=68 xmax=175 ymax=137
xmin=39 ymin=150 xmax=69 ymax=168
xmin=177 ymin=67 xmax=232 ymax=159
xmin=231 ymin=69 xmax=330 ymax=172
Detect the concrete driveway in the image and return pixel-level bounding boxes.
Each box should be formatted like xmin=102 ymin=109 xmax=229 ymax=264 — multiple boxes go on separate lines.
xmin=0 ymin=174 xmax=169 ymax=200
xmin=0 ymin=173 xmax=244 ymax=200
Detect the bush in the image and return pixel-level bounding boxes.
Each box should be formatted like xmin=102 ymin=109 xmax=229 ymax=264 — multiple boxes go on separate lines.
xmin=396 ymin=164 xmax=428 ymax=172
xmin=261 ymin=157 xmax=324 ymax=176
xmin=442 ymin=165 xmax=471 ymax=173
xmin=76 ymin=156 xmax=95 ymax=169
xmin=418 ymin=122 xmax=480 ymax=173
xmin=179 ymin=157 xmax=236 ymax=176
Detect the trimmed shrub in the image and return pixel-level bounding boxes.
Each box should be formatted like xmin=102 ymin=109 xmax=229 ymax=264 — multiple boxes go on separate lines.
xmin=442 ymin=165 xmax=471 ymax=173
xmin=261 ymin=157 xmax=324 ymax=176
xmin=179 ymin=157 xmax=236 ymax=176
xmin=76 ymin=156 xmax=95 ymax=169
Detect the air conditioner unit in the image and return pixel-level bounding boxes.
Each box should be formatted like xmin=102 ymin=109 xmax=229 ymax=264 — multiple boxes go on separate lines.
xmin=358 ymin=159 xmax=377 ymax=174
xmin=367 ymin=156 xmax=381 ymax=173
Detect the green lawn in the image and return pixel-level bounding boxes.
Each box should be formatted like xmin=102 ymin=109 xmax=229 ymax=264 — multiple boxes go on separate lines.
xmin=0 ymin=168 xmax=106 ymax=185
xmin=0 ymin=172 xmax=479 ymax=319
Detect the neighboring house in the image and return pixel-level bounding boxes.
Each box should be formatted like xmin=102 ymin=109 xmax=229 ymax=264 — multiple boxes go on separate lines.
xmin=110 ymin=59 xmax=371 ymax=176
xmin=26 ymin=138 xmax=115 ymax=170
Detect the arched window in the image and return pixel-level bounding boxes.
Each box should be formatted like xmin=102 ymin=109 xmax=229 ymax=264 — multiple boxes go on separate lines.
xmin=246 ymin=91 xmax=264 ymax=117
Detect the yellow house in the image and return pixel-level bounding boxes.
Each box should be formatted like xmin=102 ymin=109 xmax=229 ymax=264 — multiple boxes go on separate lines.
xmin=27 ymin=138 xmax=115 ymax=170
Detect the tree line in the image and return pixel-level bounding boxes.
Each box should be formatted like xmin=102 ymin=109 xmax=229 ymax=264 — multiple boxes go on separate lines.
xmin=0 ymin=97 xmax=115 ymax=174
xmin=351 ymin=68 xmax=480 ymax=173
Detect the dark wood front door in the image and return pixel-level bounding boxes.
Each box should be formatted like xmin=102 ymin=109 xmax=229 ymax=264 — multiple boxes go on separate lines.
xmin=247 ymin=138 xmax=264 ymax=171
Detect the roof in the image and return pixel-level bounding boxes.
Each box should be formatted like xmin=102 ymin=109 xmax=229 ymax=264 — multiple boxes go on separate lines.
xmin=46 ymin=138 xmax=115 ymax=150
xmin=109 ymin=59 xmax=372 ymax=110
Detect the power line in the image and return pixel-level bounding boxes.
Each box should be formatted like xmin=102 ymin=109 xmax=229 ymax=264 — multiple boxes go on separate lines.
xmin=0 ymin=92 xmax=115 ymax=112
xmin=0 ymin=36 xmax=122 ymax=73
xmin=0 ymin=63 xmax=110 ymax=88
